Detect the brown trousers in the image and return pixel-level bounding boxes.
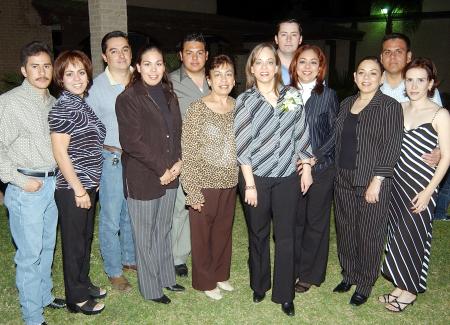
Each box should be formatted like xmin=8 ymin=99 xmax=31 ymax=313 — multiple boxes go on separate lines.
xmin=189 ymin=187 xmax=237 ymax=291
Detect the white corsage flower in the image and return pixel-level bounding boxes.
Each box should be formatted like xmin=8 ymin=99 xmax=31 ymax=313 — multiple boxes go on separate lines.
xmin=280 ymin=89 xmax=303 ymax=112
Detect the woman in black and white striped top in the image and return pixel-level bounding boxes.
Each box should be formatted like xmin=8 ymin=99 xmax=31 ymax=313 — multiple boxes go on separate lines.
xmin=49 ymin=50 xmax=106 ymax=315
xmin=333 ymin=56 xmax=403 ymax=306
xmin=234 ymin=43 xmax=313 ymax=317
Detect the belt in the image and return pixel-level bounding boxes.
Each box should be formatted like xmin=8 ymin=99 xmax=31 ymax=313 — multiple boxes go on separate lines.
xmin=17 ymin=168 xmax=56 ymax=177
xmin=103 ymin=145 xmax=122 ymax=154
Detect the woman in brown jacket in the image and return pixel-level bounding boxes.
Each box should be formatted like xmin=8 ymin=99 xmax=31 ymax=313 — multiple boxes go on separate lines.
xmin=115 ymin=44 xmax=184 ymax=304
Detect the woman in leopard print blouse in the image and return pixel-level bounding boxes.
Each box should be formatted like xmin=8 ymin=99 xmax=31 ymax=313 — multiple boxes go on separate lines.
xmin=180 ymin=55 xmax=238 ymax=301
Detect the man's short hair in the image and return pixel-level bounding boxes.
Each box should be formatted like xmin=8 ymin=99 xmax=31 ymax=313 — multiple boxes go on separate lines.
xmin=20 ymin=41 xmax=53 ymax=67
xmin=101 ymin=31 xmax=128 ymax=54
xmin=179 ymin=33 xmax=207 ymax=52
xmin=275 ymin=18 xmax=302 ymax=35
xmin=381 ymin=33 xmax=411 ymax=52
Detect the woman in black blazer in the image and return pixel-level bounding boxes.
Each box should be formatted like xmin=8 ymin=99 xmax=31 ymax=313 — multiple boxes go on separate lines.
xmin=289 ymin=44 xmax=339 ymax=293
xmin=333 ymin=56 xmax=403 ymax=306
xmin=116 ymin=44 xmax=185 ymax=304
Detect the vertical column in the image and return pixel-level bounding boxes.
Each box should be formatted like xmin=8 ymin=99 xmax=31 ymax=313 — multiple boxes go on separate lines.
xmin=88 ymin=0 xmax=127 ymax=76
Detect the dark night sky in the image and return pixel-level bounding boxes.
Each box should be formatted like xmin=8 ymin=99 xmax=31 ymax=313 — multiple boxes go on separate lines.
xmin=216 ymin=0 xmax=372 ymax=22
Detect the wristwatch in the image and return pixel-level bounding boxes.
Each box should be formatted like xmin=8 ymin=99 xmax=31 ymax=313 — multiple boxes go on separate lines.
xmin=375 ymin=176 xmax=385 ymax=182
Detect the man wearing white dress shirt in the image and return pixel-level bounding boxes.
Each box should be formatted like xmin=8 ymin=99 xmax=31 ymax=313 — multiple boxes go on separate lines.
xmin=380 ymin=33 xmax=442 ymax=167
xmin=380 ymin=33 xmax=442 ymax=106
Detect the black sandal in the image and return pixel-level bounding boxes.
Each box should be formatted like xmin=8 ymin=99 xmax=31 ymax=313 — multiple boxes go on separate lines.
xmin=378 ymin=293 xmax=399 ymax=303
xmin=88 ymin=285 xmax=107 ymax=299
xmin=67 ymin=299 xmax=105 ymax=315
xmin=385 ymin=299 xmax=416 ymax=312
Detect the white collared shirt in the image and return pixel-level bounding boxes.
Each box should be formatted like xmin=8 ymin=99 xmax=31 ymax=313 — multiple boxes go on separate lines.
xmin=298 ymin=80 xmax=316 ymax=103
xmin=380 ymin=78 xmax=442 ymax=106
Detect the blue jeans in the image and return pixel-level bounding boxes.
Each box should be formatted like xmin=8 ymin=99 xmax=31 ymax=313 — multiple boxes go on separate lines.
xmin=434 ymin=171 xmax=450 ymax=220
xmin=99 ymin=150 xmax=135 ymax=277
xmin=5 ymin=177 xmax=57 ymax=325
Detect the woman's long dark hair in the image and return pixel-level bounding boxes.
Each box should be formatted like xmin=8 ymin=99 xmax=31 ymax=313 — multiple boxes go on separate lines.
xmin=128 ymin=44 xmax=175 ymax=97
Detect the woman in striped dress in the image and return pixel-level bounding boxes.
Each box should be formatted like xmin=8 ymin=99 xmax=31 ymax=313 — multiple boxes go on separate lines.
xmin=380 ymin=58 xmax=450 ymax=312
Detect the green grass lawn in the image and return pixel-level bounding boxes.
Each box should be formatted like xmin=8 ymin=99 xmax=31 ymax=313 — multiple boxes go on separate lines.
xmin=0 ymin=201 xmax=449 ymax=325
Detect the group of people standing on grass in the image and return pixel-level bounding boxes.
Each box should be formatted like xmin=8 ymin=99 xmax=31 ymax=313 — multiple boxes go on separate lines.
xmin=0 ymin=18 xmax=449 ymax=325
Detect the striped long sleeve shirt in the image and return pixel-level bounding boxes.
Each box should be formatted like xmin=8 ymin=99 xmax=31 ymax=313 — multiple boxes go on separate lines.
xmin=335 ymin=90 xmax=403 ymax=186
xmin=48 ymin=91 xmax=106 ymax=189
xmin=234 ymin=86 xmax=312 ymax=178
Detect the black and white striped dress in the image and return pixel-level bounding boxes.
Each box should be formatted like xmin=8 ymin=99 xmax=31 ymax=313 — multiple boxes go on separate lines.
xmin=381 ymin=121 xmax=438 ymax=294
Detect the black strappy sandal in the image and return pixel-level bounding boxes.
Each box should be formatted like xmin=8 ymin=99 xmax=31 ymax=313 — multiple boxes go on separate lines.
xmin=378 ymin=293 xmax=399 ymax=303
xmin=385 ymin=299 xmax=416 ymax=312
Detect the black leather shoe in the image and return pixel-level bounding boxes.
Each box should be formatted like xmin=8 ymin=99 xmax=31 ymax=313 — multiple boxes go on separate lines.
xmin=165 ymin=284 xmax=185 ymax=292
xmin=151 ymin=295 xmax=171 ymax=304
xmin=46 ymin=297 xmax=66 ymax=309
xmin=333 ymin=281 xmax=352 ymax=293
xmin=281 ymin=302 xmax=295 ymax=316
xmin=175 ymin=264 xmax=188 ymax=277
xmin=349 ymin=291 xmax=368 ymax=306
xmin=252 ymin=291 xmax=266 ymax=303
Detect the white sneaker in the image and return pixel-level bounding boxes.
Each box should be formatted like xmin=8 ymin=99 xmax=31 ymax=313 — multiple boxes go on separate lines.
xmin=217 ymin=281 xmax=234 ymax=292
xmin=204 ymin=287 xmax=222 ymax=300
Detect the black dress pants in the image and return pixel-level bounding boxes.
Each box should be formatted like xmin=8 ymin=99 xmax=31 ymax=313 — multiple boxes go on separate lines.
xmin=295 ymin=165 xmax=335 ymax=286
xmin=334 ymin=168 xmax=391 ymax=297
xmin=55 ymin=188 xmax=96 ymax=304
xmin=239 ymin=172 xmax=299 ymax=304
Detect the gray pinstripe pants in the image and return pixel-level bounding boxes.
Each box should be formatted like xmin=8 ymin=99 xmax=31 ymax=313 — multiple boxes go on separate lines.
xmin=334 ymin=168 xmax=391 ymax=297
xmin=127 ymin=189 xmax=177 ymax=300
